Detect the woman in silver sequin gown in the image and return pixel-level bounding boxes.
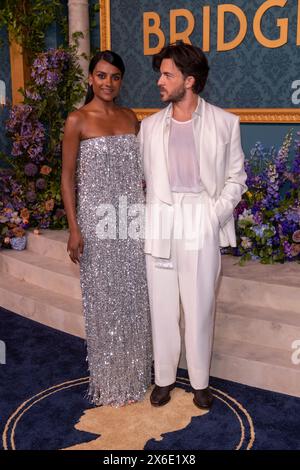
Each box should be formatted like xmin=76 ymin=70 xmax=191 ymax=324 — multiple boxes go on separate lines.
xmin=61 ymin=51 xmax=152 ymax=406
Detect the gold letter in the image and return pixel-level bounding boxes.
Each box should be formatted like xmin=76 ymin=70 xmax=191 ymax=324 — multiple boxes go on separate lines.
xmin=202 ymin=6 xmax=211 ymax=52
xmin=217 ymin=4 xmax=247 ymax=51
xmin=253 ymin=0 xmax=288 ymax=48
xmin=170 ymin=9 xmax=195 ymax=44
xmin=143 ymin=12 xmax=165 ymax=55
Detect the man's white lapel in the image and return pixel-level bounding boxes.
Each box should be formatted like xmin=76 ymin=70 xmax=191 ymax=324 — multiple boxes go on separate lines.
xmin=197 ymin=98 xmax=217 ymax=197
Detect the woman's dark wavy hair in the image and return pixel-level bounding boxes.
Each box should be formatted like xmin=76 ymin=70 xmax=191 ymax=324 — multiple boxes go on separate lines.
xmin=85 ymin=50 xmax=125 ymax=105
xmin=152 ymin=42 xmax=209 ymax=94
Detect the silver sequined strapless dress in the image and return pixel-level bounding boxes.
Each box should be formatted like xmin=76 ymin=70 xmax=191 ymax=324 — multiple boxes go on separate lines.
xmin=76 ymin=134 xmax=152 ymax=406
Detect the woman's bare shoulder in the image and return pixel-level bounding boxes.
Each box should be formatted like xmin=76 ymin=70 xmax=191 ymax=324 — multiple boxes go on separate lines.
xmin=121 ymin=107 xmax=138 ymax=120
xmin=66 ymin=107 xmax=88 ymax=124
xmin=121 ymin=107 xmax=139 ymax=133
xmin=65 ymin=108 xmax=91 ymax=136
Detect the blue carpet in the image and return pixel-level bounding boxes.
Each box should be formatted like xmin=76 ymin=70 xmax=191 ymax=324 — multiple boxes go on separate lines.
xmin=1 ymin=306 xmax=300 ymax=450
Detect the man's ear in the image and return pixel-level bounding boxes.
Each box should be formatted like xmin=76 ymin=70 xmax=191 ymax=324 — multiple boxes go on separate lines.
xmin=185 ymin=75 xmax=195 ymax=90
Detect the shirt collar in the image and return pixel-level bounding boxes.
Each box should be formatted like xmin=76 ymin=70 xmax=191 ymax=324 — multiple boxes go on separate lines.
xmin=165 ymin=95 xmax=202 ymax=122
xmin=193 ymin=96 xmax=202 ymax=117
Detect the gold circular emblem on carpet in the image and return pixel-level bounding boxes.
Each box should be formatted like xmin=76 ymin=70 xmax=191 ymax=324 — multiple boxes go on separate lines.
xmin=3 ymin=375 xmax=255 ymax=450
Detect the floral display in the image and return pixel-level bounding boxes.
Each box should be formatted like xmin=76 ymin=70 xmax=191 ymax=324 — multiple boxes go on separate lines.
xmin=0 ymin=170 xmax=27 ymax=247
xmin=0 ymin=46 xmax=85 ymax=248
xmin=231 ymin=130 xmax=300 ymax=264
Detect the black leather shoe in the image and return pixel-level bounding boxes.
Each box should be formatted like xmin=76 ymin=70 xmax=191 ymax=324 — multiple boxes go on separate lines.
xmin=193 ymin=387 xmax=213 ymax=410
xmin=150 ymin=383 xmax=176 ymax=407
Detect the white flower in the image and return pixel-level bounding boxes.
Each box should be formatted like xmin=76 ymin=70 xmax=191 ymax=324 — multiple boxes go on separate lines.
xmin=238 ymin=209 xmax=255 ymax=224
xmin=241 ymin=237 xmax=252 ymax=249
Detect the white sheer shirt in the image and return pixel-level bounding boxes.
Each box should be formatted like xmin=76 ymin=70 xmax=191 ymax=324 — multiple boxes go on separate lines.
xmin=168 ymin=118 xmax=202 ymax=193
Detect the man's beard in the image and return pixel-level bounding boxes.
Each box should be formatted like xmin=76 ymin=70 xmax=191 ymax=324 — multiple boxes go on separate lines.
xmin=160 ymin=84 xmax=186 ymax=103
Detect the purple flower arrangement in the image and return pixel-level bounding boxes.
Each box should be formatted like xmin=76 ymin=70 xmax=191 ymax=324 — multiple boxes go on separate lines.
xmin=31 ymin=49 xmax=70 ymax=91
xmin=233 ymin=130 xmax=300 ymax=264
xmin=6 ymin=104 xmax=45 ymax=162
xmin=0 ymin=46 xmax=85 ymax=248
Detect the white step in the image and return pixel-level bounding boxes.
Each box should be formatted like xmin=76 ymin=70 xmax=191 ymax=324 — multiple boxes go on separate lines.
xmin=211 ymin=337 xmax=300 ymax=397
xmin=26 ymin=229 xmax=70 ymax=262
xmin=0 ymin=249 xmax=81 ymax=300
xmin=24 ymin=232 xmax=300 ymax=315
xmin=218 ymin=256 xmax=300 ymax=313
xmin=0 ymin=273 xmax=85 ymax=338
xmin=221 ymin=255 xmax=300 ymax=288
xmin=215 ymin=301 xmax=300 ymax=350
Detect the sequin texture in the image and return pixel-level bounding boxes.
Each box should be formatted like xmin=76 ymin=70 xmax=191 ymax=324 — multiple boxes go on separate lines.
xmin=76 ymin=134 xmax=152 ymax=406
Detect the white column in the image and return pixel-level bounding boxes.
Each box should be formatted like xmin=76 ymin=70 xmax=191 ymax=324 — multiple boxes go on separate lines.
xmin=68 ymin=0 xmax=90 ymax=80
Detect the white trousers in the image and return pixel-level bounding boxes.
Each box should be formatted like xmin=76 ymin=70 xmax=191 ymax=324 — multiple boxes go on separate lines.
xmin=146 ymin=192 xmax=221 ymax=390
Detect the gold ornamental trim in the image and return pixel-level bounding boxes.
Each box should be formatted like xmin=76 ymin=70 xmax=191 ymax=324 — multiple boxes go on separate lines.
xmin=230 ymin=108 xmax=300 ymax=123
xmin=133 ymin=108 xmax=300 ymax=123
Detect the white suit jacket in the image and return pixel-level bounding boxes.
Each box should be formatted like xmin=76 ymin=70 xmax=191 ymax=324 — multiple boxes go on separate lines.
xmin=139 ymin=97 xmax=247 ymax=258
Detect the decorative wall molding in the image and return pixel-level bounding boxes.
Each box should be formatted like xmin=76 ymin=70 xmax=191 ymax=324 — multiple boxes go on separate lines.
xmin=99 ymin=0 xmax=111 ymax=50
xmin=133 ymin=108 xmax=300 ymax=123
xmin=230 ymin=108 xmax=300 ymax=124
xmin=9 ymin=37 xmax=29 ymax=105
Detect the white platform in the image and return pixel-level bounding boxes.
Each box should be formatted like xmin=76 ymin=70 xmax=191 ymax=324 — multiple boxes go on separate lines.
xmin=1 ymin=229 xmax=300 ymax=397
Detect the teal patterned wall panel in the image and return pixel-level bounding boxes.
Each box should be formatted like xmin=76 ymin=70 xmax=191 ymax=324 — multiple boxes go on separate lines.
xmin=90 ymin=0 xmax=100 ymax=54
xmin=45 ymin=0 xmax=67 ymax=49
xmin=108 ymin=0 xmax=300 ymax=109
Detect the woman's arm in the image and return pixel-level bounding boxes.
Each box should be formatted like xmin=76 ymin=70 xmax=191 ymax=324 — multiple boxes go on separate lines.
xmin=61 ymin=112 xmax=84 ymax=263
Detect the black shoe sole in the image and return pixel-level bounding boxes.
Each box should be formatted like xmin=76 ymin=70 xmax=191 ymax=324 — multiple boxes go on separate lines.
xmin=193 ymin=397 xmax=213 ymax=410
xmin=150 ymin=395 xmax=171 ymax=407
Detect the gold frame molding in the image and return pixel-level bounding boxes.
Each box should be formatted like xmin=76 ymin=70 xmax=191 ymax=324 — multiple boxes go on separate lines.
xmin=132 ymin=108 xmax=300 ymax=123
xmin=9 ymin=36 xmax=30 ymax=105
xmin=99 ymin=0 xmax=111 ymax=50
xmin=99 ymin=0 xmax=300 ymax=123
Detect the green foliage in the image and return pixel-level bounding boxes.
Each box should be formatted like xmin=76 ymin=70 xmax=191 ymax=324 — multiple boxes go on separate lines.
xmin=0 ymin=0 xmax=67 ymax=63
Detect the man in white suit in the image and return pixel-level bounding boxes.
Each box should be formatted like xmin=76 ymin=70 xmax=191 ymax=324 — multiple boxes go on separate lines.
xmin=139 ymin=43 xmax=247 ymax=409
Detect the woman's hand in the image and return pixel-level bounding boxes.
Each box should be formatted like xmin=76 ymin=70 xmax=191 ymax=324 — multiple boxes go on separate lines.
xmin=67 ymin=229 xmax=84 ymax=264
